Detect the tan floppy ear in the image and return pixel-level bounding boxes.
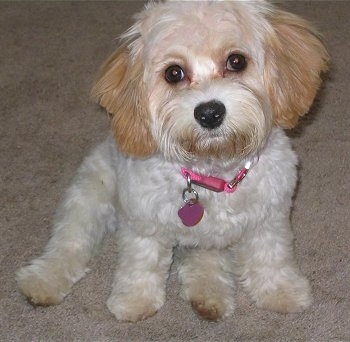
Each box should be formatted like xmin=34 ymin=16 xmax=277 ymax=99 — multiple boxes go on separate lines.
xmin=263 ymin=10 xmax=329 ymax=128
xmin=91 ymin=47 xmax=156 ymax=157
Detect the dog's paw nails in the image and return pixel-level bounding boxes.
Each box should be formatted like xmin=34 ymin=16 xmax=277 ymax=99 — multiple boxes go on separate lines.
xmin=191 ymin=300 xmax=222 ymax=321
xmin=256 ymin=282 xmax=312 ymax=313
xmin=17 ymin=266 xmax=68 ymax=306
xmin=18 ymin=277 xmax=66 ymax=306
xmin=183 ymin=282 xmax=235 ymax=321
xmin=107 ymin=294 xmax=161 ymax=322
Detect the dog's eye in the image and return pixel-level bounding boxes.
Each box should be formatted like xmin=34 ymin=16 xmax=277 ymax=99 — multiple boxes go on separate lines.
xmin=226 ymin=54 xmax=246 ymax=72
xmin=165 ymin=65 xmax=185 ymax=83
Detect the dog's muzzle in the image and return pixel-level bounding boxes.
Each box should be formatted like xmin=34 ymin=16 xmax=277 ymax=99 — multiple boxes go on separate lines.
xmin=194 ymin=100 xmax=226 ymax=129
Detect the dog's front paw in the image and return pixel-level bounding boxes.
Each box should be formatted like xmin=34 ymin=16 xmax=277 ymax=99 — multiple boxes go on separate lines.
xmin=255 ymin=275 xmax=312 ymax=313
xmin=107 ymin=290 xmax=165 ymax=322
xmin=17 ymin=264 xmax=72 ymax=306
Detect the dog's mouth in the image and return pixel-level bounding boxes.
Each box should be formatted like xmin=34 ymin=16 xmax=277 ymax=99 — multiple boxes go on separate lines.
xmin=176 ymin=126 xmax=253 ymax=160
xmin=156 ymin=107 xmax=264 ymax=161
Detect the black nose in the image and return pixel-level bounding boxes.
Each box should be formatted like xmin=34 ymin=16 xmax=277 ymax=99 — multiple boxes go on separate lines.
xmin=194 ymin=100 xmax=226 ymax=129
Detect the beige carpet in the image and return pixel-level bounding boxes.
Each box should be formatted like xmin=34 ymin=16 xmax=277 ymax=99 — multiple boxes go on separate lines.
xmin=1 ymin=1 xmax=349 ymax=341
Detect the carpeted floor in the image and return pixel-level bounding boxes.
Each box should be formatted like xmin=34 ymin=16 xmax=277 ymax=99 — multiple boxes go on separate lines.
xmin=1 ymin=1 xmax=349 ymax=341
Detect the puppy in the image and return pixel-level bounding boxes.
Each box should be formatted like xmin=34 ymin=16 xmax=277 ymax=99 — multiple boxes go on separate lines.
xmin=17 ymin=0 xmax=329 ymax=322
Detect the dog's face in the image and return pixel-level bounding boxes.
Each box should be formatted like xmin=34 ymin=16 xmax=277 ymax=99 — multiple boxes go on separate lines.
xmin=92 ymin=1 xmax=328 ymax=162
xmin=143 ymin=2 xmax=272 ymax=161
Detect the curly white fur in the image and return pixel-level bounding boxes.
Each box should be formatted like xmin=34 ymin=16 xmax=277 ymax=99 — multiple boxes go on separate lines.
xmin=17 ymin=0 xmax=328 ymax=322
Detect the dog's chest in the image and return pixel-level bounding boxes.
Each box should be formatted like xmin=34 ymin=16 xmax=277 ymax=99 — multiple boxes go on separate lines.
xmin=114 ymin=157 xmax=260 ymax=247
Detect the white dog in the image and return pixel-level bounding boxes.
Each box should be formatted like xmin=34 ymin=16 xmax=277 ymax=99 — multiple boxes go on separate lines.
xmin=17 ymin=0 xmax=328 ymax=322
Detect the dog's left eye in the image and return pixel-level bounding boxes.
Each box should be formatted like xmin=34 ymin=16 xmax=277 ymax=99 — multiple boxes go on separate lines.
xmin=165 ymin=65 xmax=185 ymax=83
xmin=226 ymin=54 xmax=246 ymax=72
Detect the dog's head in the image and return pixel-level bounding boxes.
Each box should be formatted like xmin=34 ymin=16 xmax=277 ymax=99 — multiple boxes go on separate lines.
xmin=91 ymin=0 xmax=328 ymax=161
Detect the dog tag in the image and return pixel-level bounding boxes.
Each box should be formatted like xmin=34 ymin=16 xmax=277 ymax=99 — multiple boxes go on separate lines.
xmin=178 ymin=200 xmax=204 ymax=227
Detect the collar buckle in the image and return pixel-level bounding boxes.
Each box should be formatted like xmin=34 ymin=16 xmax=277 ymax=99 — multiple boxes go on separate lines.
xmin=227 ymin=168 xmax=249 ymax=190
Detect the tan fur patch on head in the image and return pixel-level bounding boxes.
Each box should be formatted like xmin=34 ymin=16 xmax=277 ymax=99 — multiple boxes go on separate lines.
xmin=263 ymin=10 xmax=329 ymax=128
xmin=91 ymin=47 xmax=156 ymax=157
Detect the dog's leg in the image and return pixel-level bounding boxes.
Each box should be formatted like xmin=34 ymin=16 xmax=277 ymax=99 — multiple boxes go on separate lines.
xmin=178 ymin=248 xmax=235 ymax=321
xmin=17 ymin=142 xmax=116 ymax=306
xmin=235 ymin=215 xmax=312 ymax=313
xmin=107 ymin=232 xmax=173 ymax=322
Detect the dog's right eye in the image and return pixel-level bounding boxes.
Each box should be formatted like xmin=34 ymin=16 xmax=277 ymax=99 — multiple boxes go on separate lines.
xmin=165 ymin=65 xmax=185 ymax=84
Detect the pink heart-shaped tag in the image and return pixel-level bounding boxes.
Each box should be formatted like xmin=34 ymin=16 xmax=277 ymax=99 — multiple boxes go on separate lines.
xmin=178 ymin=201 xmax=204 ymax=227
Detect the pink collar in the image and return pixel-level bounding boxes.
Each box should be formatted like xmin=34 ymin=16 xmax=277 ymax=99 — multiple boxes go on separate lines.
xmin=180 ymin=160 xmax=255 ymax=193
